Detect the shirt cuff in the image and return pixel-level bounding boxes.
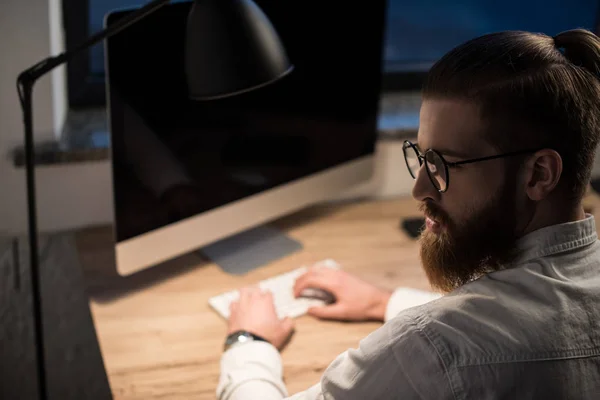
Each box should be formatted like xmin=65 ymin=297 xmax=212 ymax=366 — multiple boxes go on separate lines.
xmin=384 ymin=287 xmax=443 ymax=322
xmin=217 ymin=341 xmax=288 ymax=400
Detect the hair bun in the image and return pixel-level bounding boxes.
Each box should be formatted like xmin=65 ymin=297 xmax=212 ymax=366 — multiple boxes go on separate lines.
xmin=552 ymin=29 xmax=600 ymax=77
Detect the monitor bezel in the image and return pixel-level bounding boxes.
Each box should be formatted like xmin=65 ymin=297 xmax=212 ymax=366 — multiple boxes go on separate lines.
xmin=103 ymin=2 xmax=383 ymax=275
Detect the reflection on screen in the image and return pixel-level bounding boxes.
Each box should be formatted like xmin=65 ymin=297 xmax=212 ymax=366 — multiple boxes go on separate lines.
xmin=106 ymin=1 xmax=385 ymax=242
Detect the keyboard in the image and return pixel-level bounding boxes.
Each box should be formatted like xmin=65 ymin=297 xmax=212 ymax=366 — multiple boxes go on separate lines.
xmin=208 ymin=259 xmax=341 ymax=320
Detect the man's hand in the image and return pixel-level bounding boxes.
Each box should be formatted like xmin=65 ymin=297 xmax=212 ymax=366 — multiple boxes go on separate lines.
xmin=293 ymin=266 xmax=393 ymax=322
xmin=228 ymin=287 xmax=295 ymax=351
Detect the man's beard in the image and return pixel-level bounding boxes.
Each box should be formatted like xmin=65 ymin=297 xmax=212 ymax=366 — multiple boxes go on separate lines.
xmin=419 ymin=181 xmax=521 ymax=293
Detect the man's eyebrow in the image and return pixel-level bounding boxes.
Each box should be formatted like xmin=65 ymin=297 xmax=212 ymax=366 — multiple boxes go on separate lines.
xmin=415 ymin=143 xmax=472 ymax=159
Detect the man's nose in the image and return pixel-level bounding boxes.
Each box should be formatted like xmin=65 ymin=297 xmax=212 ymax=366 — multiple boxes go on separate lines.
xmin=412 ymin=163 xmax=441 ymax=202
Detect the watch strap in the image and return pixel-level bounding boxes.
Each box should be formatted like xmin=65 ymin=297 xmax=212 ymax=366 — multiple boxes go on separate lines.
xmin=224 ymin=330 xmax=268 ymax=351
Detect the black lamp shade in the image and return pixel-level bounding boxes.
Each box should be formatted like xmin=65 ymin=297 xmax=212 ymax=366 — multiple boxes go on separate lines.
xmin=185 ymin=0 xmax=293 ymax=100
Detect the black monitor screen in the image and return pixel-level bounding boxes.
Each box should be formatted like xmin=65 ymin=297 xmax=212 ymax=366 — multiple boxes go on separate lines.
xmin=106 ymin=1 xmax=386 ymax=242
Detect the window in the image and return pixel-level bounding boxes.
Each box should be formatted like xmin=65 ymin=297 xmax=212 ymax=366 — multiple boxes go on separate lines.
xmin=383 ymin=0 xmax=599 ymax=90
xmin=63 ymin=0 xmax=600 ymax=108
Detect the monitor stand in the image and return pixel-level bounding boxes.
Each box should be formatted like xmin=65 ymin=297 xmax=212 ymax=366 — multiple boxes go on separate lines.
xmin=200 ymin=225 xmax=303 ymax=275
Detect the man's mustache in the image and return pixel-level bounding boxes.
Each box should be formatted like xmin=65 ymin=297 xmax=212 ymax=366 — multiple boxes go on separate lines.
xmin=419 ymin=201 xmax=449 ymax=226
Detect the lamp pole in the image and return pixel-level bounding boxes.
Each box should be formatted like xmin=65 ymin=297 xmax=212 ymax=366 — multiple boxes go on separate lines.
xmin=18 ymin=0 xmax=292 ymax=396
xmin=16 ymin=1 xmax=171 ymax=397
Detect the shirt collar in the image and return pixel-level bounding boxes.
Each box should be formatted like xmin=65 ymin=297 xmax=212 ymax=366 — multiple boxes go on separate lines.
xmin=513 ymin=214 xmax=598 ymax=264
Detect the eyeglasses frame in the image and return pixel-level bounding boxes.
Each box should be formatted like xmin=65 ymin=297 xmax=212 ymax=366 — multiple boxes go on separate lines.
xmin=402 ymin=140 xmax=543 ymax=193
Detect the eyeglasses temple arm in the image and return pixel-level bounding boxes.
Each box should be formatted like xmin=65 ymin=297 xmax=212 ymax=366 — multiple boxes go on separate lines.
xmin=447 ymin=149 xmax=543 ymax=167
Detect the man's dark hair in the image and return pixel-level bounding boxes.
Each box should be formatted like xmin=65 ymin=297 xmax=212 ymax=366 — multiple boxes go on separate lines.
xmin=422 ymin=29 xmax=600 ymax=205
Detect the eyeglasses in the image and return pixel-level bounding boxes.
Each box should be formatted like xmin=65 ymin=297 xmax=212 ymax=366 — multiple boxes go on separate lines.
xmin=402 ymin=140 xmax=542 ymax=193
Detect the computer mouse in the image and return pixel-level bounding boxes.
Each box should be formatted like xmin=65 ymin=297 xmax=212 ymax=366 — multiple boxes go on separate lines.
xmin=299 ymin=288 xmax=336 ymax=304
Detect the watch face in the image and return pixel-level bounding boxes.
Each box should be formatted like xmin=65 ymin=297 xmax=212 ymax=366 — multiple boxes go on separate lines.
xmin=225 ymin=331 xmax=252 ymax=347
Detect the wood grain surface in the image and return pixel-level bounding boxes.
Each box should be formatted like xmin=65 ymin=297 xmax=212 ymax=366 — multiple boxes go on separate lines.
xmin=78 ymin=191 xmax=600 ymax=399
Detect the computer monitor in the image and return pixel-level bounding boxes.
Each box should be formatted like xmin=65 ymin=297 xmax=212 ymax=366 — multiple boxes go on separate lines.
xmin=104 ymin=1 xmax=387 ymax=276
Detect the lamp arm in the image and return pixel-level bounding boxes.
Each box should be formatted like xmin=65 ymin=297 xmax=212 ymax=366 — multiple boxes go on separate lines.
xmin=16 ymin=0 xmax=171 ymax=398
xmin=18 ymin=0 xmax=171 ymax=86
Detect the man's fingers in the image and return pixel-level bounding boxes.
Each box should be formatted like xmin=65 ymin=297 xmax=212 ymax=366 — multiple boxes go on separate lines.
xmin=307 ymin=304 xmax=345 ymax=320
xmin=239 ymin=285 xmax=261 ymax=301
xmin=261 ymin=290 xmax=278 ymax=313
xmin=294 ymin=270 xmax=331 ymax=297
xmin=294 ymin=268 xmax=337 ymax=296
xmin=236 ymin=287 xmax=277 ymax=315
xmin=256 ymin=289 xmax=274 ymax=303
xmin=229 ymin=301 xmax=239 ymax=317
xmin=293 ymin=274 xmax=326 ymax=297
xmin=282 ymin=317 xmax=295 ymax=333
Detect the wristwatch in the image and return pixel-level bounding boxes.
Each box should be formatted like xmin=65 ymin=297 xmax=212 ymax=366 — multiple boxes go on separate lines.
xmin=224 ymin=330 xmax=268 ymax=352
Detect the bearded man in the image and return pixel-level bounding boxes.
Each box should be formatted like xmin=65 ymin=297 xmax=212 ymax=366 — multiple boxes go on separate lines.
xmin=216 ymin=29 xmax=600 ymax=400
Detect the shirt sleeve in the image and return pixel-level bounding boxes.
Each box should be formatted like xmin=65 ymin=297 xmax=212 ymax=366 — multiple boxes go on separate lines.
xmin=217 ymin=341 xmax=288 ymax=400
xmin=384 ymin=287 xmax=443 ymax=322
xmin=218 ymin=310 xmax=454 ymax=400
xmin=292 ymin=311 xmax=454 ymax=399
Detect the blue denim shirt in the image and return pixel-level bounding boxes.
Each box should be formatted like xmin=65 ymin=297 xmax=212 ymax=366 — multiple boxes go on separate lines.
xmin=218 ymin=214 xmax=600 ymax=399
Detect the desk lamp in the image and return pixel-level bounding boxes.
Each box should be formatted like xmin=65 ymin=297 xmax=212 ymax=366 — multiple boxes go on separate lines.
xmin=16 ymin=0 xmax=292 ymax=397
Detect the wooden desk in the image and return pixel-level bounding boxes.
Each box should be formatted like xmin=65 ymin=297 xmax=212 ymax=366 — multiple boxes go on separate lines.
xmin=79 ymin=193 xmax=600 ymax=400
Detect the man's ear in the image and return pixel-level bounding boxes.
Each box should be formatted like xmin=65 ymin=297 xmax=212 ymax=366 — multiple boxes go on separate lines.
xmin=523 ymin=149 xmax=563 ymax=201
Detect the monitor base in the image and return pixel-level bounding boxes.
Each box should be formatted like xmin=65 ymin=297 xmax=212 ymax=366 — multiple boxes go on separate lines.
xmin=200 ymin=225 xmax=303 ymax=275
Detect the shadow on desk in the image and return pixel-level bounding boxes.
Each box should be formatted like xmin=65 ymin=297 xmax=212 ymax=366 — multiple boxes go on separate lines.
xmin=76 ymin=201 xmax=346 ymax=303
xmin=78 ymin=235 xmax=208 ymax=304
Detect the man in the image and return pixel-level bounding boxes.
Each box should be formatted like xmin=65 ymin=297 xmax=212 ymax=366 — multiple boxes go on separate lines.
xmin=217 ymin=28 xmax=600 ymax=399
